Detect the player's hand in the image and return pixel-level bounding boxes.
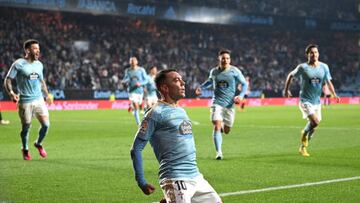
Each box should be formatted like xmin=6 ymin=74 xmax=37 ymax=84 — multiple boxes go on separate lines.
xmin=283 ymin=90 xmax=292 ymax=97
xmin=141 ymin=183 xmax=156 ymax=195
xmin=334 ymin=95 xmax=341 ymax=103
xmin=45 ymin=94 xmax=54 ymax=105
xmin=136 ymin=82 xmax=141 ymax=87
xmin=234 ymin=96 xmax=243 ymax=104
xmin=195 ymin=87 xmax=202 ymax=96
xmin=10 ymin=92 xmax=19 ymax=103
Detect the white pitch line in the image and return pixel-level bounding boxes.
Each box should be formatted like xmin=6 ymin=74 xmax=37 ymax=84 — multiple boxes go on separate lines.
xmin=219 ymin=176 xmax=360 ymax=197
xmin=50 ymin=119 xmax=360 ymax=131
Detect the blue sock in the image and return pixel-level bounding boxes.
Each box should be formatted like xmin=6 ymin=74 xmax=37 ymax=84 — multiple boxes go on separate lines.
xmin=20 ymin=124 xmax=31 ymax=150
xmin=37 ymin=122 xmax=50 ymax=145
xmin=303 ymin=122 xmax=312 ymax=134
xmin=213 ymin=130 xmax=222 ymax=153
xmin=134 ymin=109 xmax=140 ymax=125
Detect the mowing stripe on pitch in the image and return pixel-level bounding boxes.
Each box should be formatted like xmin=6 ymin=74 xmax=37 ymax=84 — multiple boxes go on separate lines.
xmin=220 ymin=176 xmax=360 ymax=197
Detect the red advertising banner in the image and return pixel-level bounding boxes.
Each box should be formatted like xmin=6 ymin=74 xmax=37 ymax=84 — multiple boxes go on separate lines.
xmin=0 ymin=97 xmax=359 ymax=111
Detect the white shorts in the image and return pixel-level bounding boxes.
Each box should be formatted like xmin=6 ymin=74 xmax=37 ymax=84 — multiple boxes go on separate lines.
xmin=145 ymin=94 xmax=158 ymax=106
xmin=210 ymin=104 xmax=235 ymax=127
xmin=160 ymin=175 xmax=221 ymax=203
xmin=129 ymin=93 xmax=143 ymax=105
xmin=18 ymin=98 xmax=49 ymax=124
xmin=299 ymin=102 xmax=322 ymax=121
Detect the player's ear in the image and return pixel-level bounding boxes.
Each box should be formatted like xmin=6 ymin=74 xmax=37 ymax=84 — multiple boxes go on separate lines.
xmin=160 ymin=84 xmax=168 ymax=94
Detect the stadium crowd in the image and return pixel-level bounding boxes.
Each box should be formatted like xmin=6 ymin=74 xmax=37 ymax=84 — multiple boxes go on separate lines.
xmin=0 ymin=7 xmax=359 ymax=97
xmin=134 ymin=0 xmax=360 ymax=21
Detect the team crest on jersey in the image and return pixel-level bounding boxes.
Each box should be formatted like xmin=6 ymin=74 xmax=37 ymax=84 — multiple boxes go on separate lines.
xmin=29 ymin=73 xmax=39 ymax=80
xmin=217 ymin=80 xmax=229 ymax=88
xmin=179 ymin=120 xmax=192 ymax=135
xmin=309 ymin=77 xmax=321 ymax=87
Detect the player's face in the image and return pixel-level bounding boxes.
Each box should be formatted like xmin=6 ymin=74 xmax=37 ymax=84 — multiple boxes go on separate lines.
xmin=165 ymin=71 xmax=186 ymax=100
xmin=219 ymin=53 xmax=231 ymax=68
xmin=307 ymin=47 xmax=319 ymax=63
xmin=129 ymin=57 xmax=138 ymax=67
xmin=150 ymin=67 xmax=157 ymax=75
xmin=27 ymin=43 xmax=40 ymax=60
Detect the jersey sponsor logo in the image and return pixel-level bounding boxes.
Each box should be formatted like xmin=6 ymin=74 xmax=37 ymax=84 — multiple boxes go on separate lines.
xmin=179 ymin=120 xmax=192 ymax=135
xmin=217 ymin=80 xmax=229 ymax=88
xmin=309 ymin=77 xmax=321 ymax=87
xmin=29 ymin=72 xmax=39 ymax=80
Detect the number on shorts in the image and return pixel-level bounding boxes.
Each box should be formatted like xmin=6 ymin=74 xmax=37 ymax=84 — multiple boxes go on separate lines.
xmin=174 ymin=180 xmax=187 ymax=190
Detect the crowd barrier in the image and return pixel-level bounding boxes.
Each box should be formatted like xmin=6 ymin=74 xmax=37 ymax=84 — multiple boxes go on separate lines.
xmin=1 ymin=97 xmax=359 ymax=111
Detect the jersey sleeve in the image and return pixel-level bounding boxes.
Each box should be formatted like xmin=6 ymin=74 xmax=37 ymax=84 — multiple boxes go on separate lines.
xmin=122 ymin=69 xmax=130 ymax=84
xmin=139 ymin=68 xmax=148 ymax=86
xmin=130 ymin=109 xmax=157 ymax=188
xmin=323 ymin=64 xmax=332 ymax=82
xmin=7 ymin=60 xmax=19 ymax=79
xmin=290 ymin=64 xmax=303 ymax=78
xmin=234 ymin=68 xmax=248 ymax=98
xmin=39 ymin=62 xmax=44 ymax=80
xmin=200 ymin=68 xmax=214 ymax=89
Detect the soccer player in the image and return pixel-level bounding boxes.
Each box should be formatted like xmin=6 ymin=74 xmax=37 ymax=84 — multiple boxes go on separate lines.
xmin=130 ymin=69 xmax=222 ymax=203
xmin=144 ymin=66 xmax=158 ymax=111
xmin=122 ymin=57 xmax=148 ymax=125
xmin=284 ymin=44 xmax=340 ymax=157
xmin=4 ymin=39 xmax=52 ymax=160
xmin=195 ymin=49 xmax=248 ymax=160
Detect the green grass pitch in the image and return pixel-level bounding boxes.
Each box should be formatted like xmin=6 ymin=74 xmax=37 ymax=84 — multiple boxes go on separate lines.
xmin=1 ymin=105 xmax=359 ymax=203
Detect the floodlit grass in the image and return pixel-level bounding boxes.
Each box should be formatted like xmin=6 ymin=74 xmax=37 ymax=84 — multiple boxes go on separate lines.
xmin=1 ymin=105 xmax=359 ymax=203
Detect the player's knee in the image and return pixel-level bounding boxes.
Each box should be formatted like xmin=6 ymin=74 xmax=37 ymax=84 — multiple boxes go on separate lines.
xmin=311 ymin=120 xmax=320 ymax=127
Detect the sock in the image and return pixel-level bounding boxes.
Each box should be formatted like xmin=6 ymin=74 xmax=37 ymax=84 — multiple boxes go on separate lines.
xmin=36 ymin=122 xmax=50 ymax=145
xmin=308 ymin=128 xmax=316 ymax=140
xmin=303 ymin=122 xmax=312 ymax=134
xmin=20 ymin=123 xmax=31 ymax=150
xmin=213 ymin=130 xmax=222 ymax=153
xmin=134 ymin=109 xmax=140 ymax=125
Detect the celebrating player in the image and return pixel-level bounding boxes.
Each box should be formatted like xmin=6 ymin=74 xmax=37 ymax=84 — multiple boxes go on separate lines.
xmin=4 ymin=39 xmax=52 ymax=160
xmin=122 ymin=57 xmax=148 ymax=125
xmin=196 ymin=49 xmax=248 ymax=160
xmin=144 ymin=66 xmax=158 ymax=111
xmin=130 ymin=69 xmax=222 ymax=203
xmin=284 ymin=44 xmax=340 ymax=157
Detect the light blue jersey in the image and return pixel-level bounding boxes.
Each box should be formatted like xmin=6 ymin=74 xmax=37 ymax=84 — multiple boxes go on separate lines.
xmin=131 ymin=101 xmax=200 ymax=187
xmin=7 ymin=58 xmax=44 ymax=103
xmin=291 ymin=62 xmax=332 ymax=105
xmin=145 ymin=74 xmax=157 ymax=97
xmin=123 ymin=67 xmax=148 ymax=94
xmin=201 ymin=66 xmax=248 ymax=108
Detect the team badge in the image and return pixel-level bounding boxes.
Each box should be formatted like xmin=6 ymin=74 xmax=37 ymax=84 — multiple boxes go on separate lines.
xmin=179 ymin=120 xmax=192 ymax=135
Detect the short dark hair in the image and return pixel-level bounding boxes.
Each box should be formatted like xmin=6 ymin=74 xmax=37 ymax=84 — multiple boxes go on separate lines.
xmin=23 ymin=39 xmax=39 ymax=51
xmin=305 ymin=44 xmax=318 ymax=55
xmin=155 ymin=69 xmax=177 ymax=90
xmin=218 ymin=49 xmax=231 ymax=56
xmin=149 ymin=65 xmax=157 ymax=71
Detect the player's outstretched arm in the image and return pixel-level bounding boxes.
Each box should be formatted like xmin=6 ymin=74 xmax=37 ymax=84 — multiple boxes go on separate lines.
xmin=283 ymin=73 xmax=293 ymax=97
xmin=326 ymin=80 xmax=340 ymax=103
xmin=130 ymin=136 xmax=152 ymax=194
xmin=4 ymin=78 xmax=19 ymax=103
xmin=41 ymin=80 xmax=53 ymax=105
